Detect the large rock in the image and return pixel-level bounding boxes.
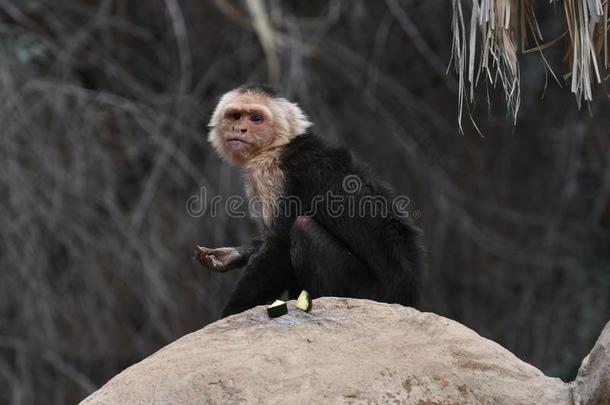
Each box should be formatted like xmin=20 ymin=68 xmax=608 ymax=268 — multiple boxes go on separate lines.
xmin=572 ymin=321 xmax=610 ymax=404
xmin=81 ymin=298 xmax=602 ymax=404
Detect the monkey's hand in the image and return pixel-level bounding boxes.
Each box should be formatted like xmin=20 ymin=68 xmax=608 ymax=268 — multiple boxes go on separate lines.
xmin=193 ymin=246 xmax=243 ymax=272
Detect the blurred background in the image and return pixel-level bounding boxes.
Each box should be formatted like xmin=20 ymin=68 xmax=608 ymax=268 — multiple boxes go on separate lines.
xmin=0 ymin=1 xmax=609 ymax=404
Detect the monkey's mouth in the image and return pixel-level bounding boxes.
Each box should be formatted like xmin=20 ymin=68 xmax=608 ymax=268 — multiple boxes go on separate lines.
xmin=227 ymin=137 xmax=249 ymax=145
xmin=227 ymin=137 xmax=248 ymax=143
xmin=226 ymin=137 xmax=251 ymax=151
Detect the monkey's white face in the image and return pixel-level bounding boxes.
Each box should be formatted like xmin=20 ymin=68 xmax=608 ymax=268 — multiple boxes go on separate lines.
xmin=213 ymin=98 xmax=275 ymax=164
xmin=208 ymin=89 xmax=312 ymax=166
xmin=223 ymin=109 xmax=266 ymax=153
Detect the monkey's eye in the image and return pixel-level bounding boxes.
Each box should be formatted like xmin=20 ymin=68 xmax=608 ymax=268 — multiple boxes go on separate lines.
xmin=231 ymin=112 xmax=241 ymax=120
xmin=250 ymin=114 xmax=263 ymax=124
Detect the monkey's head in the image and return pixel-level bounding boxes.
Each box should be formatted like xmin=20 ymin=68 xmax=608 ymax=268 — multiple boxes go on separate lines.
xmin=208 ymin=85 xmax=312 ymax=165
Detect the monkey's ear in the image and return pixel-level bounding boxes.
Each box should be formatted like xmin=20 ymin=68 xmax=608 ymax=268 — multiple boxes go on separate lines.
xmin=284 ymin=100 xmax=312 ymax=135
xmin=296 ymin=105 xmax=312 ymax=134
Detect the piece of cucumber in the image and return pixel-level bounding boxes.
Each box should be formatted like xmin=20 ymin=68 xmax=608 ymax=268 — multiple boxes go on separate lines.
xmin=267 ymin=299 xmax=288 ymax=318
xmin=295 ymin=290 xmax=312 ymax=312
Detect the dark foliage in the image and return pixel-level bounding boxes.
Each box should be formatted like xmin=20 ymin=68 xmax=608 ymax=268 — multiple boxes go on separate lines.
xmin=0 ymin=1 xmax=608 ymax=404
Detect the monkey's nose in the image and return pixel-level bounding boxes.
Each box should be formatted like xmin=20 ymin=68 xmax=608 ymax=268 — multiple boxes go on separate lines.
xmin=240 ymin=128 xmax=247 ymax=134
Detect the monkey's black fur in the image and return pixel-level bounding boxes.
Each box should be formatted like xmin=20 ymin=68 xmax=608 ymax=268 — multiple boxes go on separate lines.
xmin=222 ymin=133 xmax=423 ymax=317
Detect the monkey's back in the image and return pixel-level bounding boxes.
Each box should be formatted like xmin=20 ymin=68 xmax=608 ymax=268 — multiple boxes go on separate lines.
xmin=278 ymin=133 xmax=423 ymax=307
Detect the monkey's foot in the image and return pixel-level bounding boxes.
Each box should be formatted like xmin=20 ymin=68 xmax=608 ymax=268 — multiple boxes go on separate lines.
xmin=193 ymin=246 xmax=240 ymax=272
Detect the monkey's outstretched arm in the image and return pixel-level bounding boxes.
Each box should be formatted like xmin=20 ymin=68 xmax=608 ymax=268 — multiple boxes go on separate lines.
xmin=193 ymin=238 xmax=263 ymax=272
xmin=222 ymin=239 xmax=291 ymax=317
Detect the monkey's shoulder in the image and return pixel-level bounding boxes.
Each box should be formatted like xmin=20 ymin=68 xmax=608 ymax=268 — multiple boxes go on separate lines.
xmin=279 ymin=133 xmax=393 ymax=199
xmin=280 ymin=133 xmax=353 ymax=175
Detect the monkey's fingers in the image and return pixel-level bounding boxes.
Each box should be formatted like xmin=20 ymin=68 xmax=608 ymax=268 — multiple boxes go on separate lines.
xmin=193 ymin=246 xmax=212 ymax=264
xmin=192 ymin=246 xmax=204 ymax=259
xmin=193 ymin=247 xmax=229 ymax=272
xmin=196 ymin=245 xmax=210 ymax=253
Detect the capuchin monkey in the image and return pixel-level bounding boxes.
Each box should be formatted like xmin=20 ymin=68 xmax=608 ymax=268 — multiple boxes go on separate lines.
xmin=195 ymin=84 xmax=423 ymax=317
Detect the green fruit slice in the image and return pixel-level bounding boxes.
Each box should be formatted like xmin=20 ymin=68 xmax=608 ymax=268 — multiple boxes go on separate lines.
xmin=267 ymin=300 xmax=288 ymax=318
xmin=295 ymin=290 xmax=312 ymax=312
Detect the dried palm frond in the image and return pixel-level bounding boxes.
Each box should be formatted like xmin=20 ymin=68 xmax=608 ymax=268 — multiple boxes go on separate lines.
xmin=450 ymin=0 xmax=526 ymax=131
xmin=450 ymin=0 xmax=610 ymax=130
xmin=561 ymin=0 xmax=609 ymax=106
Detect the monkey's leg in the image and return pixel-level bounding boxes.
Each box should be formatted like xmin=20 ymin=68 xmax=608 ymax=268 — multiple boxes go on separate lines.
xmin=221 ymin=239 xmax=292 ymax=317
xmin=289 ymin=216 xmax=380 ymax=298
xmin=193 ymin=239 xmax=262 ymax=272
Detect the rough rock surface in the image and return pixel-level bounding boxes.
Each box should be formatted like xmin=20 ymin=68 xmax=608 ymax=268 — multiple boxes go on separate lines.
xmin=571 ymin=320 xmax=610 ymax=405
xmin=81 ymin=298 xmax=599 ymax=405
